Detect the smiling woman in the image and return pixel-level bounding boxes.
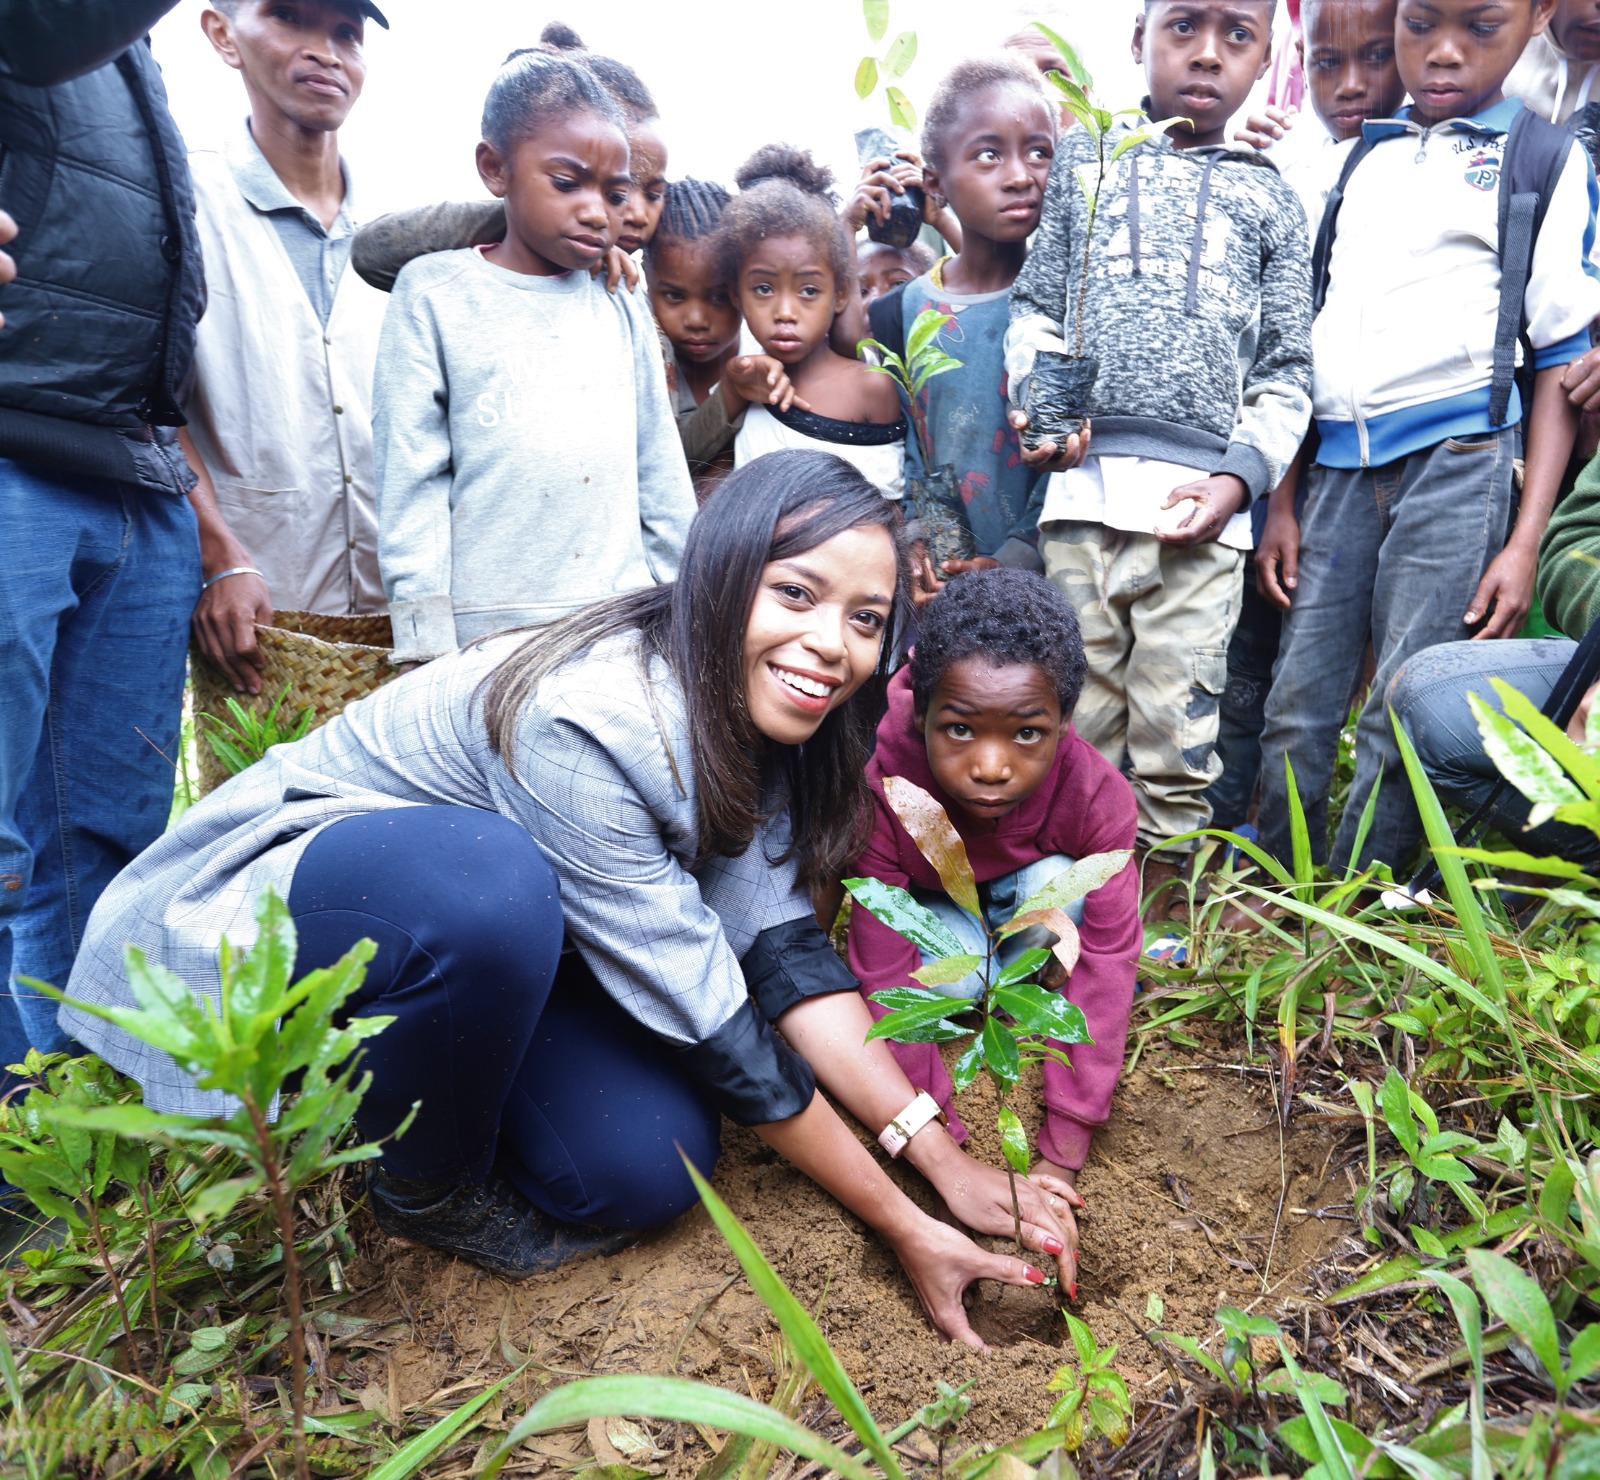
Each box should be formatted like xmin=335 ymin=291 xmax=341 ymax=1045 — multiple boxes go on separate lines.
xmin=60 ymin=449 xmax=1081 ymax=1349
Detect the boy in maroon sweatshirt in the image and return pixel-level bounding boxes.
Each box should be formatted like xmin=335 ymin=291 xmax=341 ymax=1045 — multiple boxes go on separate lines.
xmin=847 ymin=570 xmax=1141 ymax=1182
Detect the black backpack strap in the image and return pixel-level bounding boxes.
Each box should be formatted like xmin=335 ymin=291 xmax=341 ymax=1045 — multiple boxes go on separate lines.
xmin=1490 ymin=109 xmax=1575 ymax=428
xmin=1406 ymin=619 xmax=1600 ymax=896
xmin=1310 ymin=135 xmax=1376 ymax=313
xmin=866 ymin=282 xmax=908 ymax=362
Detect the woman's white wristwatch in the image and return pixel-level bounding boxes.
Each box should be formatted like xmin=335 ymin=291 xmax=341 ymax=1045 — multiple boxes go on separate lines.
xmin=878 ymin=1091 xmax=946 ymax=1158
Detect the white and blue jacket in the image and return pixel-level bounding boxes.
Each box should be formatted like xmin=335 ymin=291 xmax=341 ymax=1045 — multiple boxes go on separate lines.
xmin=1313 ymin=98 xmax=1600 ymax=469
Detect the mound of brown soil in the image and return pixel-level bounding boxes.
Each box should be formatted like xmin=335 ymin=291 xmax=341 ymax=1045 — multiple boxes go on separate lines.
xmin=340 ymin=1041 xmax=1360 ymax=1472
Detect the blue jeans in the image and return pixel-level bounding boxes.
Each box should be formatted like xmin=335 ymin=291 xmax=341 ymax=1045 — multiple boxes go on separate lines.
xmin=1257 ymin=431 xmax=1516 ymax=872
xmin=1389 ymin=637 xmax=1600 ymax=871
xmin=1205 ymin=554 xmax=1283 ymax=831
xmin=915 ymin=856 xmax=1081 ymax=1000
xmin=0 ymin=459 xmax=199 ymax=1081
xmin=288 ymin=806 xmax=721 ymax=1229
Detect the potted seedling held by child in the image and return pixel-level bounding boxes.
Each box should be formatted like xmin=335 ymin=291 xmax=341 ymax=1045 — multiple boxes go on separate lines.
xmin=844 ymin=777 xmax=1130 ymax=1288
xmin=863 ymin=307 xmax=977 ymax=573
xmin=1019 ymin=24 xmax=1185 ymax=450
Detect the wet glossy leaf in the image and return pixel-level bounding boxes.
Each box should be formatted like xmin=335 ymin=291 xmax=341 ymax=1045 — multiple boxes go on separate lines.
xmin=991 ymin=983 xmax=1092 ymax=1044
xmin=951 ymin=1036 xmax=985 ymax=1093
xmin=865 ymin=994 xmax=971 ymax=1045
xmin=854 ymin=55 xmax=879 ymax=100
xmin=1469 ymin=692 xmax=1584 ymax=812
xmin=882 ymin=777 xmax=980 ymax=919
xmin=904 ymin=310 xmax=955 ymax=366
xmin=997 ymin=1104 xmax=1030 ymax=1174
xmin=882 ymin=31 xmax=917 ymax=78
xmin=885 ymin=86 xmax=918 ymax=132
xmin=863 ymin=0 xmax=888 ymax=43
xmin=910 ymin=953 xmax=984 ymax=988
xmin=982 ymin=1016 xmax=1020 ymax=1089
xmin=843 ymin=878 xmax=966 ymax=960
xmin=1380 ymin=1068 xmax=1420 ymax=1157
xmin=994 ymin=947 xmax=1051 ymax=989
xmin=1008 ymin=851 xmax=1131 ymax=922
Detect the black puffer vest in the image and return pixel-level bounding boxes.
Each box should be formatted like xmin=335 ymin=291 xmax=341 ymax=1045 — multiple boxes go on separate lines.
xmin=0 ymin=39 xmax=205 ymax=495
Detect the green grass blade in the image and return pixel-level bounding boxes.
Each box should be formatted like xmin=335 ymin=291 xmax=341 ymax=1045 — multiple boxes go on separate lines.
xmin=0 ymin=1327 xmax=42 ymax=1480
xmin=1283 ymin=752 xmax=1314 ymax=891
xmin=681 ymin=1157 xmax=907 ymax=1480
xmin=367 ymin=1365 xmax=522 ymax=1480
xmin=487 ymin=1376 xmax=878 ymax=1480
xmin=1276 ymin=1341 xmax=1356 ymax=1480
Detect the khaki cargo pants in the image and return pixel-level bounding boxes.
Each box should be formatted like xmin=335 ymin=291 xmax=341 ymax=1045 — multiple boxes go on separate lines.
xmin=1041 ymin=521 xmax=1244 ymax=854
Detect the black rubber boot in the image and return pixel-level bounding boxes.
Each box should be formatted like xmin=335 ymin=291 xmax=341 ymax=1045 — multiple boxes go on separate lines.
xmin=366 ymin=1167 xmax=633 ymax=1279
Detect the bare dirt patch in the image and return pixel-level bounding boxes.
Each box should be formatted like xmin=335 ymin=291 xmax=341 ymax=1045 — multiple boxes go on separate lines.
xmin=337 ymin=1038 xmax=1362 ymax=1472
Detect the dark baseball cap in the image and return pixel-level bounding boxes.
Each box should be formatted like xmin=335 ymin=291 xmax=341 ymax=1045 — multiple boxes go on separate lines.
xmin=345 ymin=0 xmax=390 ymax=25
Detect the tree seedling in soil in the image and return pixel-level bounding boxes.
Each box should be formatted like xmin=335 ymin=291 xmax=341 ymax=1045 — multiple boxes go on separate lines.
xmin=1017 ymin=24 xmax=1185 ymax=448
xmin=1046 ymin=1313 xmax=1132 ymax=1452
xmin=843 ymin=775 xmax=1130 ymax=1274
xmin=199 ymin=681 xmax=315 ymax=777
xmin=24 ymin=888 xmax=406 ymax=1480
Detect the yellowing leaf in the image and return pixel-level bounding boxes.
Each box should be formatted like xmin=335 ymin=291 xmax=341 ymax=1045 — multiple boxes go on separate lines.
xmin=854 ymin=55 xmax=879 ymax=101
xmin=885 ymin=86 xmax=918 ymax=132
xmin=883 ymin=776 xmax=980 ymax=919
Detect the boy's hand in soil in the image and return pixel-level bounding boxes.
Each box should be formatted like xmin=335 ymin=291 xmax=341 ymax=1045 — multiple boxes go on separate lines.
xmin=890 ymin=1214 xmax=1050 ymax=1351
xmin=1008 ymin=409 xmax=1091 ymax=472
xmin=591 ymin=246 xmax=639 ymax=294
xmin=1155 ymin=473 xmax=1247 ymax=547
xmin=1465 ymin=538 xmax=1536 ymax=639
xmin=723 ymin=354 xmax=811 ymax=415
xmin=1255 ymin=498 xmax=1300 ymax=608
xmin=1233 ymin=103 xmax=1296 ymax=150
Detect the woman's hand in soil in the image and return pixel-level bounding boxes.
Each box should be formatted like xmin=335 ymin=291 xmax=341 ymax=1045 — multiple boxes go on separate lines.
xmin=1154 ymin=474 xmax=1247 ymax=547
xmin=192 ymin=568 xmax=273 ymax=695
xmin=1008 ymin=409 xmax=1090 ymax=471
xmin=590 ymin=246 xmax=639 ymax=293
xmin=1466 ymin=538 xmax=1536 ymax=639
xmin=891 ymin=1214 xmax=1047 ymax=1351
xmin=922 ymin=1142 xmax=1077 ymax=1261
xmin=724 ymin=355 xmax=810 ymax=413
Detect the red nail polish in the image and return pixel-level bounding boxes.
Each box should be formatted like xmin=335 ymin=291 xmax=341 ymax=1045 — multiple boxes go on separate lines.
xmin=1043 ymin=1236 xmax=1065 ymax=1255
xmin=1069 ymin=1281 xmax=1078 ymax=1300
xmin=1025 ymin=1265 xmax=1045 ymax=1285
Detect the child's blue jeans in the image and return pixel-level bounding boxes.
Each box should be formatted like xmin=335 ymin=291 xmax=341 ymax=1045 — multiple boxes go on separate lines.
xmin=1257 ymin=429 xmax=1516 ymax=872
xmin=912 ymin=855 xmax=1083 ymax=1000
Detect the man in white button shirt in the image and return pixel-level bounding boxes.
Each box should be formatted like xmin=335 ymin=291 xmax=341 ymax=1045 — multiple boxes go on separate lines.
xmin=182 ymin=0 xmax=390 ymax=694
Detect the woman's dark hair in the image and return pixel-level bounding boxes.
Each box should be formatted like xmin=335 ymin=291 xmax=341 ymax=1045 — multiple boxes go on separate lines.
xmin=536 ymin=21 xmax=659 ymax=123
xmin=482 ymin=48 xmax=624 ymax=154
xmin=480 ymin=451 xmax=912 ymax=890
xmin=910 ymin=568 xmax=1087 ymax=715
xmin=643 ymin=178 xmax=732 ymax=269
xmin=921 ymin=53 xmax=1054 ymax=172
xmin=716 ymin=144 xmax=852 ymax=290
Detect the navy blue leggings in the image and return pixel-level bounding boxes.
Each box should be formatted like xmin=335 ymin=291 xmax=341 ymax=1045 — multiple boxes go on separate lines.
xmin=287 ymin=806 xmax=721 ymax=1229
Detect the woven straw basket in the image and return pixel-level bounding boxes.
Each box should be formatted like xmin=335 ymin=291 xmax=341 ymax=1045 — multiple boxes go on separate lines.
xmin=191 ymin=610 xmax=397 ymax=795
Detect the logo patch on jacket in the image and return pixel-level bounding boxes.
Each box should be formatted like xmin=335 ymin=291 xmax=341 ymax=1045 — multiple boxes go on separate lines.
xmin=1463 ymin=150 xmax=1501 ymax=191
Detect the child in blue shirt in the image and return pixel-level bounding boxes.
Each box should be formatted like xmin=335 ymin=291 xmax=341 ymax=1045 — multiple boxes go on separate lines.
xmin=867 ymin=53 xmax=1059 ymax=591
xmin=1256 ymin=0 xmax=1600 ymax=874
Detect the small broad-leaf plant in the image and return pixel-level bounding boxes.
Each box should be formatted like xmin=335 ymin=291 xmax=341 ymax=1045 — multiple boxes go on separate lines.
xmin=842 ymin=776 xmax=1131 ymax=1254
xmin=861 ymin=307 xmax=961 ymax=476
xmin=1031 ymin=23 xmax=1188 ymax=359
xmin=855 ymin=0 xmax=918 ymax=130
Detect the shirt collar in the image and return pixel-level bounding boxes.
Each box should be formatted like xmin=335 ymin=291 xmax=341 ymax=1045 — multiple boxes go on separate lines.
xmin=1362 ymin=95 xmax=1523 ymax=142
xmin=225 ymin=119 xmax=355 ymax=230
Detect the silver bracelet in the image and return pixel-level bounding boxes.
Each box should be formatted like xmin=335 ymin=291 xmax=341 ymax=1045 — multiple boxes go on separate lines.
xmin=202 ymin=565 xmax=264 ymax=592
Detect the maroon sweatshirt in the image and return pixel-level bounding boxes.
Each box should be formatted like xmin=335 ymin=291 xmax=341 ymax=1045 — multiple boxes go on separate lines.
xmin=846 ymin=668 xmax=1141 ymax=1168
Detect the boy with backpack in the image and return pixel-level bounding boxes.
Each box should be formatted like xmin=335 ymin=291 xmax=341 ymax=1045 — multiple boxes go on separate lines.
xmin=1255 ymin=0 xmax=1600 ymax=876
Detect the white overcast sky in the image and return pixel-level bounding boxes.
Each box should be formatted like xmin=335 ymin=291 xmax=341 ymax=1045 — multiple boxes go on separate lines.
xmin=146 ymin=2 xmax=1194 ymax=222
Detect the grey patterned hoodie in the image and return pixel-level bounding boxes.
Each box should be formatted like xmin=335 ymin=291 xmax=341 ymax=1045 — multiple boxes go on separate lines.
xmin=1005 ymin=117 xmax=1314 ymax=501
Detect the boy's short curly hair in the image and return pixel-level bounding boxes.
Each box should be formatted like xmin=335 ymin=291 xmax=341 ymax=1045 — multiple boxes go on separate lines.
xmin=716 ymin=144 xmax=853 ymax=290
xmin=483 ymin=49 xmax=624 ymax=155
xmin=922 ymin=52 xmax=1054 ymax=173
xmin=910 ymin=568 xmax=1087 ymax=716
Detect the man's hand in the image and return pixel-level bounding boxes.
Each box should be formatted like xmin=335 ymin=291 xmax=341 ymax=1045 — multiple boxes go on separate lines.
xmin=1008 ymin=408 xmax=1091 ymax=472
xmin=1233 ymin=103 xmax=1297 ymax=150
xmin=1466 ymin=539 xmax=1537 ymax=639
xmin=0 ymin=210 xmax=17 ymax=331
xmin=1255 ymin=497 xmax=1301 ymax=608
xmin=192 ymin=569 xmax=273 ymax=695
xmin=1562 ymin=344 xmax=1600 ymax=414
xmin=1155 ymin=473 xmax=1247 ymax=547
xmin=723 ymin=354 xmax=810 ymax=413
